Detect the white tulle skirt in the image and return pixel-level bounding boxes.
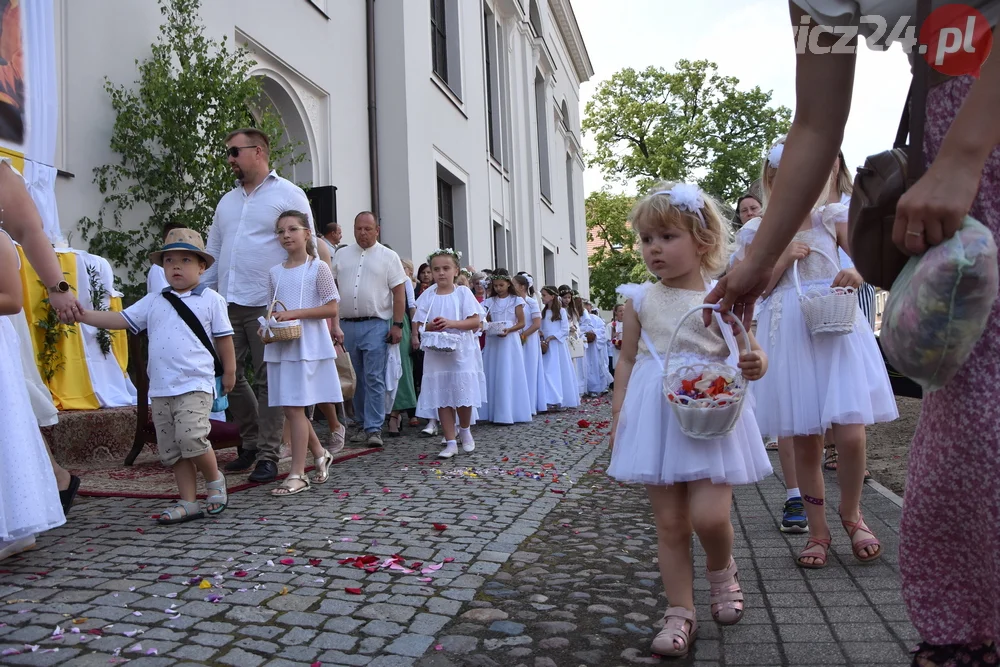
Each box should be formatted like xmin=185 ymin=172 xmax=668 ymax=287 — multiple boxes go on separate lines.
xmin=753 ymin=281 xmax=898 ymax=438
xmin=0 ymin=317 xmax=65 ymax=541
xmin=608 ymin=354 xmax=772 ymax=487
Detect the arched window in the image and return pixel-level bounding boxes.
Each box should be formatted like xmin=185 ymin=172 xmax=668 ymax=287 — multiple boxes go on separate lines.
xmin=529 ymin=0 xmax=543 ymax=36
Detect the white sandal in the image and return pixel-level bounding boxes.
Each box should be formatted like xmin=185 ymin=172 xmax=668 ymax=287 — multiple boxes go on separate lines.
xmin=270 ymin=474 xmax=311 ymax=497
xmin=650 ymin=606 xmax=697 ymax=658
xmin=312 ymin=451 xmax=334 ymax=484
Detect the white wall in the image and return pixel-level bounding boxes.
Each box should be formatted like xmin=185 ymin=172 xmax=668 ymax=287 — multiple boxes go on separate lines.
xmin=53 ymin=0 xmax=370 ymax=246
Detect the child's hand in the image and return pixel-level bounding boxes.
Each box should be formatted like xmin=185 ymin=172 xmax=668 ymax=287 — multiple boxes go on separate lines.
xmin=274 ymin=310 xmax=298 ymax=322
xmin=426 ymin=317 xmax=447 ymax=332
xmin=781 ymin=241 xmax=811 ymax=268
xmin=411 ymin=335 xmax=420 ymax=352
xmin=222 ymin=370 xmax=236 ymax=395
xmin=498 ymin=329 xmax=508 ymax=337
xmin=609 ymin=414 xmax=618 ymax=450
xmin=330 ymin=325 xmax=344 ymax=346
xmin=585 ymin=331 xmax=597 ymax=343
xmin=832 ymin=267 xmax=863 ymax=289
xmin=739 ymin=350 xmax=766 ymax=381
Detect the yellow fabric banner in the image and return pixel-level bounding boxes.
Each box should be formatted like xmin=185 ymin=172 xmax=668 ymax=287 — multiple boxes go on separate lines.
xmin=110 ymin=295 xmax=128 ymax=375
xmin=16 ymin=247 xmax=99 ymax=410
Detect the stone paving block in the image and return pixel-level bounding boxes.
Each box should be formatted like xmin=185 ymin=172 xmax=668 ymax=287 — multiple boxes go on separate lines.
xmin=318 ymin=650 xmax=373 ymax=665
xmin=356 ymin=602 xmax=418 ymax=623
xmin=362 ymin=619 xmax=407 ymax=637
xmin=782 ymin=642 xmax=849 ymax=665
xmin=840 ymin=640 xmax=913 ymax=664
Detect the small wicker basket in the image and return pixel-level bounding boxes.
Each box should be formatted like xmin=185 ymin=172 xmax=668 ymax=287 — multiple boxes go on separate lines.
xmin=261 ymin=300 xmax=302 ymax=344
xmin=792 ymin=247 xmax=857 ymax=337
xmin=485 ymin=320 xmax=509 ymax=337
xmin=663 ymin=305 xmax=751 ymax=440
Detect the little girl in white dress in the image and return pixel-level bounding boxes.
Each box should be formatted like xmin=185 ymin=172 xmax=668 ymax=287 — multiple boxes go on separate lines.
xmin=413 ymin=250 xmax=486 ymax=459
xmin=538 ymin=286 xmax=579 ymax=410
xmin=610 ymin=182 xmax=771 ymax=658
xmin=481 ymin=271 xmax=532 ymax=424
xmin=263 ymin=211 xmax=343 ymax=497
xmin=0 ymin=228 xmax=65 ymax=559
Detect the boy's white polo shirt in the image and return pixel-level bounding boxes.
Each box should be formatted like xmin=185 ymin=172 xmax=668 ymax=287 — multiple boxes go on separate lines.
xmin=122 ymin=285 xmax=234 ymax=399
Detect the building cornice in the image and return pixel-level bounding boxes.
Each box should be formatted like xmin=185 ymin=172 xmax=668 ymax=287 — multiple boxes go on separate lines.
xmin=548 ymin=0 xmax=593 ymax=83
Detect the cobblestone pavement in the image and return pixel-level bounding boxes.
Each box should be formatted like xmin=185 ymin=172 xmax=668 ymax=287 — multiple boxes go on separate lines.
xmin=0 ymin=400 xmax=916 ymax=666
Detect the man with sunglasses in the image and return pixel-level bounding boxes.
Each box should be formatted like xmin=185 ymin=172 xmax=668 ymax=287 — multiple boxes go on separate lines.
xmin=203 ymin=128 xmax=330 ymax=483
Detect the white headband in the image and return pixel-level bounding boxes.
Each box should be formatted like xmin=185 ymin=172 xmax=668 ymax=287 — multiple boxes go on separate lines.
xmin=652 ymin=184 xmax=706 ymax=228
xmin=767 ymin=143 xmax=784 ymax=168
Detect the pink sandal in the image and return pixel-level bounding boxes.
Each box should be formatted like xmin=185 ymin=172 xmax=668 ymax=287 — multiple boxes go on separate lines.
xmin=650 ymin=607 xmax=697 ymax=658
xmin=707 ymin=558 xmax=744 ymax=625
xmin=840 ymin=511 xmax=882 ymax=563
xmin=796 ymin=536 xmax=832 ymax=569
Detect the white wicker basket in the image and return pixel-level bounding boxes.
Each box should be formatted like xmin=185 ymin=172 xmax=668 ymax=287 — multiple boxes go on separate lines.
xmin=420 ymin=330 xmax=461 ymax=352
xmin=792 ymin=247 xmax=857 ymax=337
xmin=662 ymin=305 xmax=751 ymax=440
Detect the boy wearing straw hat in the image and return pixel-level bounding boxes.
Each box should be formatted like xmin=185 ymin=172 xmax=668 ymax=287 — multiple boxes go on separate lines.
xmin=81 ymin=228 xmax=236 ymax=525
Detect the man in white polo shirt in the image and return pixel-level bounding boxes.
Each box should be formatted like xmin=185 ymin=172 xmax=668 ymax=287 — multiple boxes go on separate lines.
xmin=203 ymin=128 xmax=330 ymax=483
xmin=332 ymin=212 xmax=407 ymax=447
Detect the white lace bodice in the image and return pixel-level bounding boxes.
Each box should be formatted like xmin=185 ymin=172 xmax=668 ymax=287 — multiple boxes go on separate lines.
xmin=617 ymin=282 xmax=731 ymax=372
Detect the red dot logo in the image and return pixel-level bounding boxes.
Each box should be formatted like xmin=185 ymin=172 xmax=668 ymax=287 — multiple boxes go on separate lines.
xmin=920 ymin=4 xmax=993 ymax=77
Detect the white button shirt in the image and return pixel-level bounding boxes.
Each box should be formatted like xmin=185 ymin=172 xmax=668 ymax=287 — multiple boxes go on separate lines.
xmin=203 ymin=170 xmax=312 ymax=307
xmin=122 ymin=286 xmax=234 ymax=399
xmin=331 ymin=242 xmax=407 ymax=320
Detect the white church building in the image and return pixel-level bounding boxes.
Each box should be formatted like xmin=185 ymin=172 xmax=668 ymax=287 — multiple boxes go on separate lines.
xmin=54 ymin=0 xmax=594 ymax=291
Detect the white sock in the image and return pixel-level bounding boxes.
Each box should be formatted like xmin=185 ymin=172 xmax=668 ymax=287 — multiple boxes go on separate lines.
xmin=459 ymin=427 xmax=472 ymax=442
xmin=787 ymin=487 xmax=801 ymax=501
xmin=445 ymin=439 xmax=457 ymax=449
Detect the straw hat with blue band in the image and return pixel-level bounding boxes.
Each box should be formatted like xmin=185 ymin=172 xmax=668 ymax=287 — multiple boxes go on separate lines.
xmin=148 ymin=228 xmax=215 ymax=268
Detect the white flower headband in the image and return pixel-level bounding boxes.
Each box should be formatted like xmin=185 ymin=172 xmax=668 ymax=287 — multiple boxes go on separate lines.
xmin=427 ymin=247 xmax=462 ymax=264
xmin=652 ymin=183 xmax=707 ymax=228
xmin=767 ymin=143 xmax=784 ymax=169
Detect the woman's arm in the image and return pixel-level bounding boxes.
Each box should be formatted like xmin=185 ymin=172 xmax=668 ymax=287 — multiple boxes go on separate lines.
xmin=706 ymin=1 xmax=856 ymax=325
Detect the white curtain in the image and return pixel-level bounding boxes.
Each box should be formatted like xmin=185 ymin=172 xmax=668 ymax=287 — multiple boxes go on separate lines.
xmin=74 ymin=251 xmax=137 ymax=408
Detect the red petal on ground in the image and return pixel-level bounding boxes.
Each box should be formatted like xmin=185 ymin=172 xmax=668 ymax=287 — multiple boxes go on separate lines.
xmin=157 ymin=574 xmax=171 ymax=580
xmin=443 ymin=557 xmax=455 ymax=563
xmin=279 ymin=559 xmax=295 ymax=566
xmin=345 ymin=587 xmax=363 ymax=595
xmin=552 ymin=489 xmax=565 ymax=494
xmin=577 ymin=420 xmax=590 ymax=428
xmin=136 ymin=528 xmax=144 ymax=534
xmin=432 ymin=523 xmax=448 ymax=531
xmin=234 ymin=571 xmax=249 ymax=578
xmin=309 ymin=559 xmax=322 ymax=567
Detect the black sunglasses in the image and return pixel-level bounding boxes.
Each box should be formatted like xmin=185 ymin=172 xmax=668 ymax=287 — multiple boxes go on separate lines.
xmin=226 ymin=145 xmax=257 ymax=158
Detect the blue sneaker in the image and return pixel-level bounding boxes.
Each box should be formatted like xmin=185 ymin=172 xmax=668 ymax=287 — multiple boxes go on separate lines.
xmin=781 ymin=497 xmax=808 ymax=533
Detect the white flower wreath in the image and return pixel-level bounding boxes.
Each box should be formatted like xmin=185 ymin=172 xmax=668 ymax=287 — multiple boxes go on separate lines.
xmin=767 ymin=143 xmax=784 ymax=168
xmin=427 ymin=247 xmax=462 ymax=264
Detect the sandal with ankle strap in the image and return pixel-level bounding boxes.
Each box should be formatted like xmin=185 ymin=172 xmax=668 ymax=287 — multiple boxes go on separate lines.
xmin=204 ymin=474 xmax=228 ymax=515
xmin=650 ymin=606 xmax=697 ymax=658
xmin=312 ymin=450 xmax=334 ymax=484
xmin=840 ymin=510 xmax=882 ymax=562
xmin=796 ymin=536 xmax=832 ymax=569
xmin=707 ymin=558 xmax=744 ymax=625
xmin=271 ymin=474 xmax=311 ymax=497
xmin=158 ymin=500 xmax=204 ymax=525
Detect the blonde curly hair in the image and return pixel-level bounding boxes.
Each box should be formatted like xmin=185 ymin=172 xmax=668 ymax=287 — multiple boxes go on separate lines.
xmin=629 ymin=181 xmax=731 ymax=278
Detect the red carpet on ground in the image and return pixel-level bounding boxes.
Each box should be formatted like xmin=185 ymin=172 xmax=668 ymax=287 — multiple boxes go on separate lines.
xmin=72 ymin=446 xmax=379 ymax=500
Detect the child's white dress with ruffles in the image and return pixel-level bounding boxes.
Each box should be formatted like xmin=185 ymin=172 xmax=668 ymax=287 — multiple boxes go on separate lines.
xmin=608 ymin=281 xmax=772 ymax=486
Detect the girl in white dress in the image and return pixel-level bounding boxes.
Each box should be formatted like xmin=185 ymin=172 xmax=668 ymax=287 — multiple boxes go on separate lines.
xmin=736 ymin=141 xmax=897 ymax=569
xmin=263 ymin=211 xmax=344 ymax=497
xmin=513 ymin=274 xmax=546 ymax=414
xmin=481 ymin=270 xmax=532 ymax=424
xmin=538 ymin=286 xmax=580 ymax=410
xmin=0 ymin=228 xmax=65 ymax=559
xmin=610 ymin=182 xmax=771 ymax=657
xmin=560 ymin=289 xmax=587 ymax=398
xmin=412 ymin=250 xmax=486 ymax=459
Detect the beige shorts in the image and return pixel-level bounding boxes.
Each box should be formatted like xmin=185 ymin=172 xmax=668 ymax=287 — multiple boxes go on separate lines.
xmin=151 ymin=391 xmax=213 ymax=467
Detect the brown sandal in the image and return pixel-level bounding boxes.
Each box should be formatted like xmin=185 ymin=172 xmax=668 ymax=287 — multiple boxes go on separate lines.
xmin=796 ymin=536 xmax=832 ymax=569
xmin=650 ymin=607 xmax=697 ymax=658
xmin=707 ymin=558 xmax=744 ymax=625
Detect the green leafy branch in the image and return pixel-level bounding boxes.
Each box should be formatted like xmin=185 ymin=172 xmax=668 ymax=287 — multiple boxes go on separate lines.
xmin=87 ymin=265 xmax=113 ymax=356
xmin=34 ymin=278 xmax=76 ymax=383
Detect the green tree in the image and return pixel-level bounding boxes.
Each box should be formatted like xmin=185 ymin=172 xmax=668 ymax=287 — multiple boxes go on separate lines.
xmin=586 ymin=190 xmax=652 ymax=310
xmin=583 ymin=60 xmax=791 ymax=205
xmin=78 ymin=0 xmax=303 ymax=299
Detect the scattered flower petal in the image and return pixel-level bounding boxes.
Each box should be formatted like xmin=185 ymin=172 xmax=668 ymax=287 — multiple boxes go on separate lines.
xmin=345 ymin=587 xmax=363 ymax=595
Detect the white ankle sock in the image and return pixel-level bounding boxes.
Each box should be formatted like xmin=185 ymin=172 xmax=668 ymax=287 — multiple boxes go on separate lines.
xmin=459 ymin=427 xmax=472 ymax=441
xmin=787 ymin=487 xmax=801 ymax=501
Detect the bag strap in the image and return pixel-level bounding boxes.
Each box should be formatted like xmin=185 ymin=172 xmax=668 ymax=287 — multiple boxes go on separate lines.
xmin=162 ymin=291 xmax=223 ymax=377
xmin=898 ymin=0 xmax=932 ymax=185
